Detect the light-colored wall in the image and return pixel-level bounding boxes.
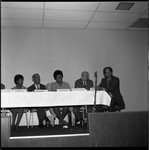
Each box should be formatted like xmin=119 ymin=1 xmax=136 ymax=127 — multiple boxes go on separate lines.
xmin=1 ymin=27 xmax=148 ymax=111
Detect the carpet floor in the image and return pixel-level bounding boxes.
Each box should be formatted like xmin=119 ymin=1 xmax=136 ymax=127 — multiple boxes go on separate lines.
xmin=10 ymin=124 xmax=89 ymax=137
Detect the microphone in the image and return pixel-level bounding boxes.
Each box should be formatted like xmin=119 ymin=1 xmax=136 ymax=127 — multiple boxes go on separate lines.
xmin=93 ymin=71 xmax=98 ymax=112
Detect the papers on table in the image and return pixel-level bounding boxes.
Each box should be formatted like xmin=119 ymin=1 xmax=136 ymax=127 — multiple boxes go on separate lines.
xmin=1 ymin=89 xmax=27 ymax=92
xmin=34 ymin=90 xmax=48 ymax=92
xmin=71 ymin=88 xmax=87 ymax=91
xmin=1 ymin=89 xmax=13 ymax=92
xmin=57 ymin=89 xmax=71 ymax=92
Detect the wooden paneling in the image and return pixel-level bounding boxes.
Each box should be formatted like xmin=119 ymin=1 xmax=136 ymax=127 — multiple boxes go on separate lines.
xmin=1 ymin=115 xmax=11 ymax=147
xmin=1 ymin=111 xmax=148 ymax=147
xmin=89 ymin=111 xmax=148 ymax=147
xmin=8 ymin=136 xmax=90 ymax=147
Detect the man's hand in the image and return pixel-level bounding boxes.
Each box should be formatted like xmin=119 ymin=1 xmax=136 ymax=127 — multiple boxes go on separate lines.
xmin=101 ymin=87 xmax=106 ymax=91
xmin=108 ymin=92 xmax=113 ymax=97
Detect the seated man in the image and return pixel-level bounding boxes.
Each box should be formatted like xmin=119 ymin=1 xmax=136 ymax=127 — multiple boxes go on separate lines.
xmin=1 ymin=83 xmax=5 ymax=89
xmin=73 ymin=71 xmax=94 ymax=125
xmin=11 ymin=74 xmax=27 ymax=130
xmin=48 ymin=70 xmax=71 ymax=128
xmin=28 ymin=73 xmax=50 ymax=128
xmin=96 ymin=67 xmax=125 ymax=112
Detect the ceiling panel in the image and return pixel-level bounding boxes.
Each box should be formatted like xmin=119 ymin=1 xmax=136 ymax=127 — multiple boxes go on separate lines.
xmin=141 ymin=11 xmax=148 ymax=18
xmin=1 ymin=19 xmax=42 ymax=27
xmin=1 ymin=2 xmax=148 ymax=30
xmin=127 ymin=26 xmax=148 ymax=30
xmin=44 ymin=10 xmax=93 ymax=21
xmin=97 ymin=2 xmax=120 ymax=12
xmin=129 ymin=2 xmax=148 ymax=13
xmin=87 ymin=22 xmax=131 ymax=29
xmin=45 ymin=2 xmax=99 ymax=11
xmin=1 ymin=2 xmax=44 ymax=9
xmin=92 ymin=12 xmax=141 ymax=22
xmin=44 ymin=20 xmax=88 ymax=29
xmin=1 ymin=8 xmax=43 ymax=20
xmin=97 ymin=2 xmax=148 ymax=13
xmin=141 ymin=13 xmax=148 ymax=18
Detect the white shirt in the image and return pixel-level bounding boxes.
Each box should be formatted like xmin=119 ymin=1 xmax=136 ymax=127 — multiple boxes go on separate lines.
xmin=34 ymin=84 xmax=40 ymax=90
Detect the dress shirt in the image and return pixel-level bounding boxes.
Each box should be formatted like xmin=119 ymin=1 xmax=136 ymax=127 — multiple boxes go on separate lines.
xmin=35 ymin=84 xmax=40 ymax=90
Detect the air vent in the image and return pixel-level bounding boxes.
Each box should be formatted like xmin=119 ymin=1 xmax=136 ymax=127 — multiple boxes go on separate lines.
xmin=130 ymin=18 xmax=149 ymax=28
xmin=116 ymin=2 xmax=134 ymax=10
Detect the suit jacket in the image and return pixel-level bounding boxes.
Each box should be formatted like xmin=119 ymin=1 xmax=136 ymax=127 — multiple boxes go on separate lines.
xmin=1 ymin=83 xmax=5 ymax=89
xmin=75 ymin=78 xmax=93 ymax=90
xmin=27 ymin=83 xmax=46 ymax=91
xmin=99 ymin=76 xmax=125 ymax=110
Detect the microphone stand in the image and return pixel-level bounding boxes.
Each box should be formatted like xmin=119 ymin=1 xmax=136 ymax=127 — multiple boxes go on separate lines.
xmin=92 ymin=71 xmax=97 ymax=112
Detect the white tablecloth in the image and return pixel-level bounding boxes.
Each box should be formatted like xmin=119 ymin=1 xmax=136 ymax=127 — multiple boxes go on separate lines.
xmin=1 ymin=91 xmax=111 ymax=108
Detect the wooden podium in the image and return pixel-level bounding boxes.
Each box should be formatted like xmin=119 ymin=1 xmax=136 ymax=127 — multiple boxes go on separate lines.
xmin=1 ymin=111 xmax=148 ymax=147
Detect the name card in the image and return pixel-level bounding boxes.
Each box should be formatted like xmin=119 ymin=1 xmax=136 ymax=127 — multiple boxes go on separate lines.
xmin=71 ymin=88 xmax=87 ymax=91
xmin=34 ymin=90 xmax=48 ymax=92
xmin=1 ymin=89 xmax=12 ymax=92
xmin=12 ymin=89 xmax=27 ymax=92
xmin=57 ymin=89 xmax=70 ymax=92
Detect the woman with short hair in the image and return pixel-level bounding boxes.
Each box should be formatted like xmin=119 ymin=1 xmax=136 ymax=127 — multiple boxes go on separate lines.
xmin=11 ymin=74 xmax=27 ymax=130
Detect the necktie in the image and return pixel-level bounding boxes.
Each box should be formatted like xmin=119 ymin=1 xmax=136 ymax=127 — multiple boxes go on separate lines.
xmin=37 ymin=84 xmax=40 ymax=90
xmin=83 ymin=81 xmax=86 ymax=88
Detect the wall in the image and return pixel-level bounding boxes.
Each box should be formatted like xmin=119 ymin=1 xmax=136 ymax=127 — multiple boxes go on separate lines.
xmin=1 ymin=27 xmax=148 ymax=111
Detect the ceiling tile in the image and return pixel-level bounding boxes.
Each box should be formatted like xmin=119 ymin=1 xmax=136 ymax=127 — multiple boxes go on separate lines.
xmin=1 ymin=19 xmax=42 ymax=28
xmin=115 ymin=2 xmax=134 ymax=11
xmin=45 ymin=2 xmax=99 ymax=11
xmin=92 ymin=12 xmax=141 ymax=23
xmin=129 ymin=2 xmax=148 ymax=13
xmin=141 ymin=12 xmax=148 ymax=18
xmin=1 ymin=2 xmax=147 ymax=31
xmin=97 ymin=2 xmax=148 ymax=13
xmin=127 ymin=27 xmax=148 ymax=31
xmin=44 ymin=20 xmax=88 ymax=29
xmin=1 ymin=8 xmax=43 ymax=20
xmin=44 ymin=10 xmax=93 ymax=21
xmin=130 ymin=18 xmax=149 ymax=28
xmin=87 ymin=22 xmax=131 ymax=29
xmin=1 ymin=2 xmax=44 ymax=9
xmin=97 ymin=2 xmax=120 ymax=12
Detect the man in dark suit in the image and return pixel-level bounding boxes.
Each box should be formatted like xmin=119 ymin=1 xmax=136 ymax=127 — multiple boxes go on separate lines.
xmin=73 ymin=71 xmax=94 ymax=125
xmin=28 ymin=73 xmax=50 ymax=128
xmin=96 ymin=67 xmax=125 ymax=112
xmin=1 ymin=83 xmax=5 ymax=89
xmin=75 ymin=71 xmax=94 ymax=91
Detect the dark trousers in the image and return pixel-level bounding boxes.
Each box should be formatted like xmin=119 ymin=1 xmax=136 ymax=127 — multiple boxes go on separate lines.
xmin=53 ymin=106 xmax=69 ymax=122
xmin=73 ymin=105 xmax=93 ymax=121
xmin=108 ymin=97 xmax=120 ymax=112
xmin=11 ymin=108 xmax=24 ymax=126
xmin=95 ymin=105 xmax=107 ymax=112
xmin=73 ymin=106 xmax=82 ymax=121
xmin=36 ymin=108 xmax=47 ymax=125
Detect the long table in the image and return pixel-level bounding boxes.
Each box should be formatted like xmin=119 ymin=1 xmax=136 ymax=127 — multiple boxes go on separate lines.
xmin=1 ymin=91 xmax=111 ymax=108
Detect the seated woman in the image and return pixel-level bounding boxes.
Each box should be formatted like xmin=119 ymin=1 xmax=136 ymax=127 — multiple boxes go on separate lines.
xmin=11 ymin=74 xmax=27 ymax=130
xmin=96 ymin=67 xmax=125 ymax=112
xmin=47 ymin=70 xmax=71 ymax=128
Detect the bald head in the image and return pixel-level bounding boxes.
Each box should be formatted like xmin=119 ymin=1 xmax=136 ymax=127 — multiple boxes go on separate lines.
xmin=81 ymin=71 xmax=89 ymax=81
